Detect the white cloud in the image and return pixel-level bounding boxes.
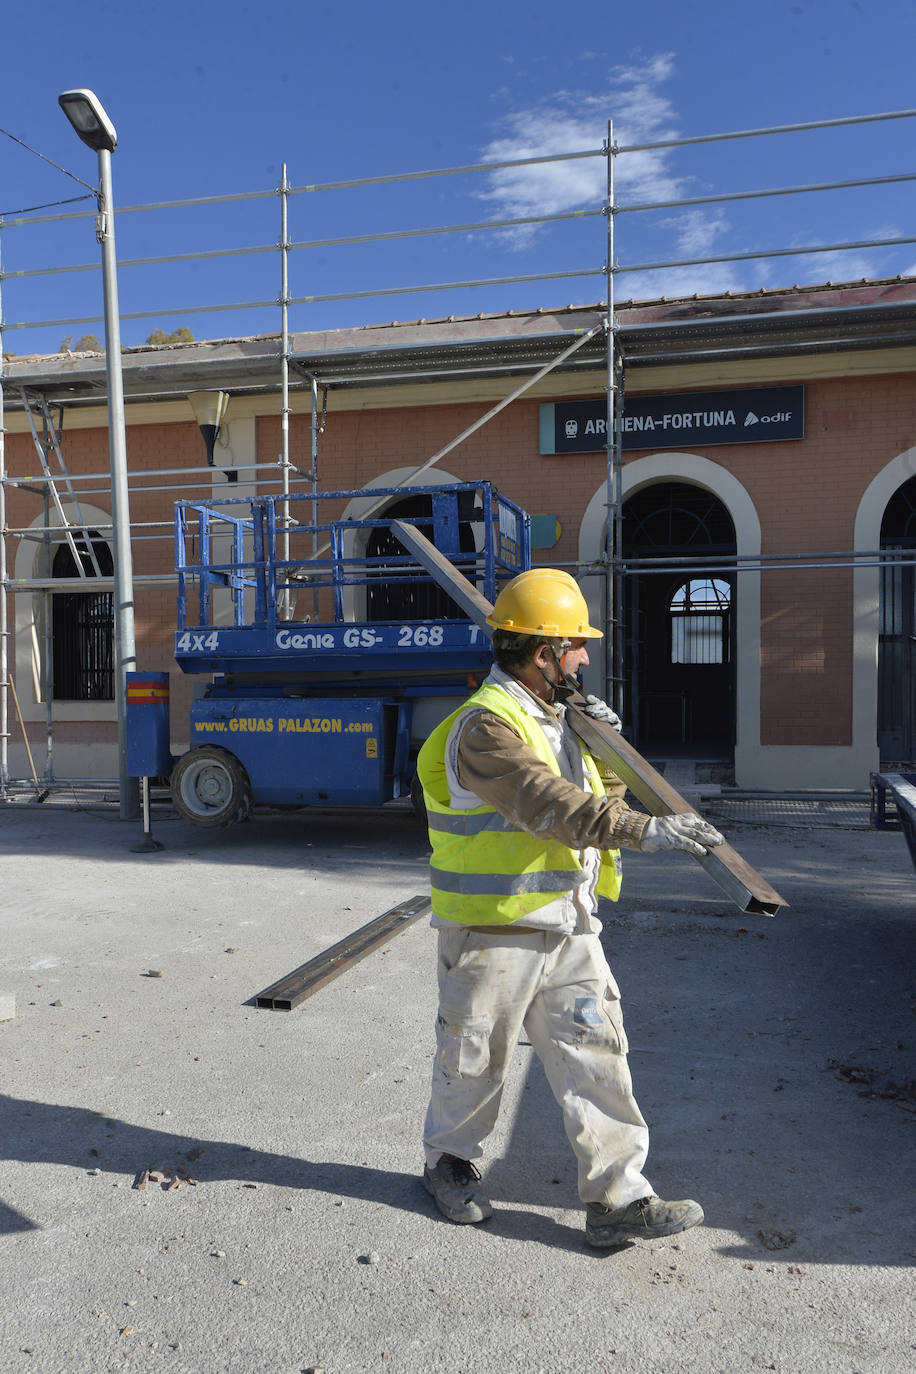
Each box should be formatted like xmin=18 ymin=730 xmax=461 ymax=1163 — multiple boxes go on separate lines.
xmin=780 ymin=224 xmax=896 ymax=284
xmin=669 ymin=209 xmax=730 ymax=258
xmin=476 ymin=54 xmax=910 ymax=297
xmin=474 ymin=53 xmax=776 ymax=299
xmin=866 ymin=224 xmax=903 ymax=243
xmin=615 ymin=260 xmax=771 ymax=304
xmin=793 ymin=248 xmax=880 ymax=282
xmin=476 ymin=54 xmax=684 ymax=245
xmin=782 ymin=223 xmax=916 ymax=284
xmin=610 ymin=207 xmax=768 ymax=301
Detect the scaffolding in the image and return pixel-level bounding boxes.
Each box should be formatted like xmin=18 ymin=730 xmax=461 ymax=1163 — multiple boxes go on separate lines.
xmin=2 ymin=107 xmax=916 ymax=794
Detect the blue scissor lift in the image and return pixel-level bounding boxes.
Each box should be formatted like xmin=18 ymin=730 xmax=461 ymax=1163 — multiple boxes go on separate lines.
xmin=140 ymin=482 xmax=529 ymax=826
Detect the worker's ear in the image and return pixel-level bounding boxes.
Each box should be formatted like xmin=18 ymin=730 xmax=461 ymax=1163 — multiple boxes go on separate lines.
xmin=531 ymin=641 xmax=553 ymax=670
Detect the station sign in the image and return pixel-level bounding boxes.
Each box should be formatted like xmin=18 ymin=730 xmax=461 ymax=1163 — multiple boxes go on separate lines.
xmin=540 ymin=385 xmax=805 ymax=453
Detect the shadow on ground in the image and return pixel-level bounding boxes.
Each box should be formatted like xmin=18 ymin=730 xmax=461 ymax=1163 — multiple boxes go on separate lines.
xmin=0 ymin=1093 xmax=612 ymax=1257
xmin=0 ymin=1092 xmax=424 ymax=1231
xmin=0 ymin=801 xmax=430 ymax=871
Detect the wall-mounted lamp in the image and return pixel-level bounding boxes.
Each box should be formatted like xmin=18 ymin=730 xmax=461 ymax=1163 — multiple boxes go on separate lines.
xmin=188 ymin=390 xmax=230 ymax=466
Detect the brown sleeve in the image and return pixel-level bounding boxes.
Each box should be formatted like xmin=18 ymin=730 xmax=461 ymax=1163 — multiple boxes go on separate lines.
xmin=455 ymin=710 xmax=649 ymax=851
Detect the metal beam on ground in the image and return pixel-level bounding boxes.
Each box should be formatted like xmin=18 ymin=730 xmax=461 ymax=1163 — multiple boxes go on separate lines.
xmin=254 ymin=895 xmax=432 ymax=1011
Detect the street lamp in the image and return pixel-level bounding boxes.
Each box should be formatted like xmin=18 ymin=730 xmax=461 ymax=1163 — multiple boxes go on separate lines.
xmin=59 ymin=89 xmax=138 ymax=820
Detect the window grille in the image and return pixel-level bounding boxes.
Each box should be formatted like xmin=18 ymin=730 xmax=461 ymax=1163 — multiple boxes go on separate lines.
xmin=51 ymin=532 xmax=115 ymax=701
xmin=670 ymin=578 xmax=731 ymax=665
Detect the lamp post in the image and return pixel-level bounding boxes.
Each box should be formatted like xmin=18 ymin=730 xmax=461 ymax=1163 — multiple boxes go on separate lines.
xmin=58 ymin=89 xmax=138 ymax=819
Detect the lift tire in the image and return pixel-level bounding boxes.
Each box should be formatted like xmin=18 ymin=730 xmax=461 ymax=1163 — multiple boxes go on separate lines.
xmin=410 ymin=771 xmax=428 ymax=827
xmin=170 ymin=746 xmax=253 ymax=828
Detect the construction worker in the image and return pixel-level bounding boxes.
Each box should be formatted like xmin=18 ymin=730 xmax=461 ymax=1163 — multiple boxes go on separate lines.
xmin=416 ymin=567 xmax=724 ymax=1248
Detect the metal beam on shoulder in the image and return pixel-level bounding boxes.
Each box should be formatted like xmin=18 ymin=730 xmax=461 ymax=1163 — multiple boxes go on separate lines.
xmin=392 ymin=519 xmax=787 ymax=917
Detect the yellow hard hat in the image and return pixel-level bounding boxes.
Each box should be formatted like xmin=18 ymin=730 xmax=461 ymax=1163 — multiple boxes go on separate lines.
xmin=486 ymin=568 xmax=603 ymax=638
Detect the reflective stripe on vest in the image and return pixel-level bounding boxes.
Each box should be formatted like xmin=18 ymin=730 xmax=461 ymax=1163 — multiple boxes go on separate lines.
xmin=417 ymin=681 xmax=622 ymax=925
xmin=429 ymin=866 xmax=592 ymax=896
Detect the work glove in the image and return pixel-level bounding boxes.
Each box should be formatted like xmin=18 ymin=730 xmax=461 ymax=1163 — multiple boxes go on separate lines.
xmin=640 ymin=814 xmax=725 ymax=858
xmin=583 ymin=694 xmax=622 ymax=731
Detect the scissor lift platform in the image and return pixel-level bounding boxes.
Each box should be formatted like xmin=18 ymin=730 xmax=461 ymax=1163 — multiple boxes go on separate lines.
xmin=173 ymin=482 xmax=528 ymax=682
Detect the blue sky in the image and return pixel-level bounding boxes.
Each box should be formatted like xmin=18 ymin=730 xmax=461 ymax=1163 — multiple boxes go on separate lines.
xmin=2 ymin=0 xmax=916 ymax=355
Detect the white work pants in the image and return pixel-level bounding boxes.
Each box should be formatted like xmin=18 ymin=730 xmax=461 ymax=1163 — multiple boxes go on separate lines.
xmin=423 ymin=926 xmax=652 ymax=1208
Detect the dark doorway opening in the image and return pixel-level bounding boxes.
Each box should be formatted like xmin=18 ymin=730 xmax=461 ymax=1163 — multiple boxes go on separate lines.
xmin=365 ymin=493 xmax=476 ymax=622
xmin=878 ymin=475 xmax=916 ymax=763
xmin=622 ymin=482 xmax=736 ymax=756
xmin=51 ymin=531 xmax=114 ymax=701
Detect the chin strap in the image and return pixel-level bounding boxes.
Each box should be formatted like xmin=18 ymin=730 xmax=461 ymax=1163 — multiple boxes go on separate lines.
xmin=537 ymin=638 xmax=574 ymax=704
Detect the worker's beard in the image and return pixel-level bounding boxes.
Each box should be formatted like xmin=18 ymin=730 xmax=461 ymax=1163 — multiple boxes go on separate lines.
xmin=537 ymin=641 xmax=575 ymax=705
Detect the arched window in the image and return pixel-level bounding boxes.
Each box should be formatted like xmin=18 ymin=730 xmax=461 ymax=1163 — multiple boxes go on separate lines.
xmin=364 ymin=493 xmax=476 ymax=622
xmin=52 ymin=531 xmax=114 ymax=701
xmin=620 ymin=482 xmax=736 ymax=749
xmin=670 ymin=578 xmax=732 ymax=665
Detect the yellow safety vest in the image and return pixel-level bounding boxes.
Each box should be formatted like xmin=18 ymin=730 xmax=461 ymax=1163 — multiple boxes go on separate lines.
xmin=417 ymin=681 xmax=623 ymax=925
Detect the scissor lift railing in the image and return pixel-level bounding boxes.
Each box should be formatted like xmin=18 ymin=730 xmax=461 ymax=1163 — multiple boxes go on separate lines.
xmin=174 ymin=481 xmax=529 ymax=640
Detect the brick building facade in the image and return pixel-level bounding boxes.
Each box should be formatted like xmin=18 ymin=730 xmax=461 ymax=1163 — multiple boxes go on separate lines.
xmin=3 ymin=277 xmax=915 ymax=791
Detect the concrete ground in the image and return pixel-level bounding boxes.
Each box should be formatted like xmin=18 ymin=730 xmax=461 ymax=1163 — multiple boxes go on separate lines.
xmin=0 ymin=789 xmax=914 ymax=1374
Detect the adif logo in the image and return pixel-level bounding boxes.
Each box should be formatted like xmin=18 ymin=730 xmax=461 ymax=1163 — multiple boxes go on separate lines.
xmin=565 ymin=419 xmax=579 ymax=438
xmin=745 ymin=409 xmax=792 ymax=427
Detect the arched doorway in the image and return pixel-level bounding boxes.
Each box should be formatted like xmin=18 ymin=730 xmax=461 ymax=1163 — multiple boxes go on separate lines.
xmin=51 ymin=531 xmax=114 ymax=700
xmin=364 ymin=492 xmax=476 ymax=622
xmin=878 ymin=475 xmax=916 ymax=762
xmin=623 ymin=482 xmax=736 ymax=754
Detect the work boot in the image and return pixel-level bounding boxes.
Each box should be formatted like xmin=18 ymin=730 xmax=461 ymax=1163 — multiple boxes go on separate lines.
xmin=423 ymin=1154 xmax=492 ymax=1225
xmin=585 ymin=1194 xmax=704 ymax=1249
